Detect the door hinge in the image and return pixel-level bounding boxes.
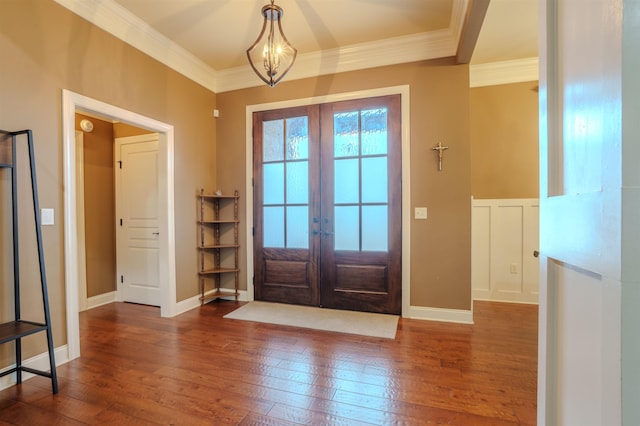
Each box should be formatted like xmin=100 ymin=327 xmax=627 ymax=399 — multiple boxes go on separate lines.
xmin=120 ymin=275 xmax=124 ymax=283
xmin=252 ymin=226 xmax=255 ymax=236
xmin=117 ymin=160 xmax=122 ymax=169
xmin=120 ymin=218 xmax=123 ymax=226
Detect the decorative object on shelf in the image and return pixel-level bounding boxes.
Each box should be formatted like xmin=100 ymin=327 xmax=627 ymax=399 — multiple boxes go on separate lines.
xmin=432 ymin=141 xmax=449 ymax=172
xmin=198 ymin=189 xmax=240 ymax=304
xmin=246 ymin=0 xmax=297 ymax=87
xmin=0 ymin=129 xmax=58 ymax=394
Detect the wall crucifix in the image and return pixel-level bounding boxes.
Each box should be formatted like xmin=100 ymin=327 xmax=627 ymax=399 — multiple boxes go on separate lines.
xmin=432 ymin=141 xmax=449 ymax=172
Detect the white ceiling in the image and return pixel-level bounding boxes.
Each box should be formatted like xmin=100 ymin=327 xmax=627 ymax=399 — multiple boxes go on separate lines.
xmin=112 ymin=0 xmax=454 ymax=70
xmin=472 ymin=0 xmax=538 ymax=64
xmin=55 ymin=0 xmax=538 ymax=92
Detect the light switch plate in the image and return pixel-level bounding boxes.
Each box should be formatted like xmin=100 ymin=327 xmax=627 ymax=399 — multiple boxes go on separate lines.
xmin=41 ymin=208 xmax=54 ymax=226
xmin=415 ymin=207 xmax=427 ymax=220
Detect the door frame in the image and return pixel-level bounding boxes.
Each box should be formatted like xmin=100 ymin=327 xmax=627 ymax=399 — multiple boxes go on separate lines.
xmin=245 ymin=85 xmax=411 ymax=316
xmin=75 ymin=130 xmax=88 ymax=312
xmin=62 ymin=89 xmax=177 ymax=361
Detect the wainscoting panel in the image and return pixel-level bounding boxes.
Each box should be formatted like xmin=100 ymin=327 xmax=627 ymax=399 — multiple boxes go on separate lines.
xmin=472 ymin=198 xmax=539 ymax=304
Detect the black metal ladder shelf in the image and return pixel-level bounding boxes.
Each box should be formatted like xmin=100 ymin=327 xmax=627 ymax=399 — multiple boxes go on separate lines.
xmin=0 ymin=129 xmax=58 ymax=394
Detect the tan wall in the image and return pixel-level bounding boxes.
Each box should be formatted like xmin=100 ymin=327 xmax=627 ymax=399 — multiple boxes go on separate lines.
xmin=113 ymin=122 xmax=152 ymax=138
xmin=470 ymin=81 xmax=539 ymax=199
xmin=0 ymin=0 xmax=216 ymax=361
xmin=217 ymin=58 xmax=472 ymax=310
xmin=75 ymin=114 xmax=116 ymax=298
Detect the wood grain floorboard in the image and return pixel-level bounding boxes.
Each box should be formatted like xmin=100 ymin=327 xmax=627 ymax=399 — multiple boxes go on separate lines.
xmin=0 ymin=300 xmax=537 ymax=425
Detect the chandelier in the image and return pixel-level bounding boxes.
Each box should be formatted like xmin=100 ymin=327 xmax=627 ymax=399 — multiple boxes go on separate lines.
xmin=246 ymin=0 xmax=297 ymax=87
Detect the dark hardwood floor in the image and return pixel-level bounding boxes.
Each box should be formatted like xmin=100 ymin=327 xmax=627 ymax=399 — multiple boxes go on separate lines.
xmin=0 ymin=300 xmax=537 ymax=425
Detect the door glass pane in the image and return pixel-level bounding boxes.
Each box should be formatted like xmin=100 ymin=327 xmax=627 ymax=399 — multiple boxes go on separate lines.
xmin=286 ymin=116 xmax=309 ymax=160
xmin=362 ymin=206 xmax=388 ymax=251
xmin=334 ymin=112 xmax=359 ymax=157
xmin=361 ymin=157 xmax=387 ymax=203
xmin=286 ymin=206 xmax=308 ymax=249
xmin=263 ymin=119 xmax=284 ymax=162
xmin=263 ymin=163 xmax=284 ymax=204
xmin=334 ymin=206 xmax=359 ymax=250
xmin=362 ymin=108 xmax=388 ymax=155
xmin=264 ymin=206 xmax=284 ymax=247
xmin=286 ymin=161 xmax=308 ymax=204
xmin=334 ymin=158 xmax=359 ymax=204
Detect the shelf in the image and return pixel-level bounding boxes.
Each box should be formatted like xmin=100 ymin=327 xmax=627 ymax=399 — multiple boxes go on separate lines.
xmin=200 ymin=267 xmax=240 ymax=275
xmin=1 ymin=129 xmax=58 ymax=394
xmin=199 ymin=244 xmax=240 ymax=249
xmin=198 ymin=220 xmax=239 ymax=224
xmin=200 ymin=288 xmax=239 ymax=304
xmin=198 ymin=189 xmax=240 ymax=305
xmin=199 ymin=194 xmax=239 ymax=200
xmin=0 ymin=321 xmax=48 ymax=345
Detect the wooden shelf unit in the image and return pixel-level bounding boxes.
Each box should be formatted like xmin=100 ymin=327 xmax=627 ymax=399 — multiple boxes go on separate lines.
xmin=198 ymin=189 xmax=240 ymax=304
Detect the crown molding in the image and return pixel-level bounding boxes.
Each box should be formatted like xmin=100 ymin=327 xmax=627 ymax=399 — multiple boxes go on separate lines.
xmin=216 ymin=29 xmax=458 ymax=93
xmin=469 ymin=57 xmax=539 ymax=87
xmin=217 ymin=0 xmax=469 ymax=92
xmin=55 ymin=0 xmax=470 ymax=94
xmin=53 ymin=0 xmax=218 ymax=92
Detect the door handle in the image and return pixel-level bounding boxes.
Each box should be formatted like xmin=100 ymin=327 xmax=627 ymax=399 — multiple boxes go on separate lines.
xmin=323 ymin=230 xmax=334 ymax=237
xmin=152 ymin=232 xmax=160 ymax=236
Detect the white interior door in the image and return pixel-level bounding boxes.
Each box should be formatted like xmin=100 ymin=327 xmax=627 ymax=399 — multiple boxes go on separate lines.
xmin=116 ymin=134 xmax=161 ymax=306
xmin=538 ymin=0 xmax=623 ymax=424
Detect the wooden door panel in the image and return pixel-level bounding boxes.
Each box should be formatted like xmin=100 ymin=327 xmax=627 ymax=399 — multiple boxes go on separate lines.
xmin=253 ymin=106 xmax=320 ymax=306
xmin=319 ymin=95 xmax=402 ymax=314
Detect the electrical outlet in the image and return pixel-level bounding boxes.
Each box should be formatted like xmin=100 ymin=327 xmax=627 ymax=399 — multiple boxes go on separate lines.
xmin=510 ymin=263 xmax=518 ymax=274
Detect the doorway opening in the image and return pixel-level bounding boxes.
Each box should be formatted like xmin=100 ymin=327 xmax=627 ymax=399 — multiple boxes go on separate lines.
xmin=62 ymin=89 xmax=177 ymax=361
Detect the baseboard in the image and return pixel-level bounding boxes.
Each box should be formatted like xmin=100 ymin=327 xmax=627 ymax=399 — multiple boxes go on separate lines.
xmin=85 ymin=291 xmax=117 ymax=310
xmin=406 ymin=305 xmax=474 ymax=324
xmin=175 ymin=290 xmax=249 ymax=316
xmin=0 ymin=344 xmax=70 ymax=392
xmin=473 ymin=296 xmax=539 ymax=305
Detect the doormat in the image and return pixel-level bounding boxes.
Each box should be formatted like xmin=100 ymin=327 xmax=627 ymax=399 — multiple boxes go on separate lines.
xmin=223 ymin=301 xmax=398 ymax=339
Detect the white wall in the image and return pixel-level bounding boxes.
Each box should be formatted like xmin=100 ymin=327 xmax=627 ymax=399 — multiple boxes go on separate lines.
xmin=472 ymin=198 xmax=539 ymax=304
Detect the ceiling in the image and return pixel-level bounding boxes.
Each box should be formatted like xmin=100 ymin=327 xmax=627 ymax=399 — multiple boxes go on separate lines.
xmin=55 ymin=0 xmax=538 ymax=92
xmin=112 ymin=0 xmax=454 ymax=70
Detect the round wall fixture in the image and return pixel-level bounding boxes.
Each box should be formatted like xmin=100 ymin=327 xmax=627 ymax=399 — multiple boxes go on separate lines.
xmin=80 ymin=119 xmax=94 ymax=133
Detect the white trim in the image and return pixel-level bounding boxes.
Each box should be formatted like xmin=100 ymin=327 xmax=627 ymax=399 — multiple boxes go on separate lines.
xmin=75 ymin=131 xmax=88 ymax=312
xmin=245 ymin=85 xmax=411 ymax=316
xmin=86 ymin=291 xmax=117 ymax=310
xmin=471 ymin=198 xmax=540 ymax=304
xmin=0 ymin=345 xmax=70 ymax=392
xmin=53 ymin=0 xmax=470 ymax=93
xmin=470 ymin=57 xmax=539 ymax=88
xmin=62 ymin=89 xmax=177 ymax=362
xmin=174 ymin=290 xmax=250 ymax=316
xmin=216 ymin=29 xmax=459 ymax=93
xmin=406 ymin=305 xmax=474 ymax=324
